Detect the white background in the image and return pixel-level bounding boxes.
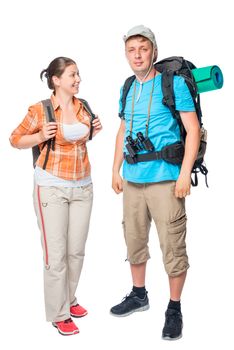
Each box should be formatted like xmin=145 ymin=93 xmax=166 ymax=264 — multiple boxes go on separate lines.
xmin=0 ymin=0 xmax=233 ymax=349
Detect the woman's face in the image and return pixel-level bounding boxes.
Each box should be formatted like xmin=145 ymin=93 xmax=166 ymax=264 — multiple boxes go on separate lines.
xmin=53 ymin=64 xmax=81 ymax=95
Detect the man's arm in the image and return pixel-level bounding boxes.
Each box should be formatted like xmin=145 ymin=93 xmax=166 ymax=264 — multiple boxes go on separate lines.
xmin=175 ymin=111 xmax=200 ymax=198
xmin=112 ymin=120 xmax=125 ymax=194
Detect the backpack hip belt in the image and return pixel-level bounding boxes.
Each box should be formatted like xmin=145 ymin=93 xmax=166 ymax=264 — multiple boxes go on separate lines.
xmin=124 ymin=142 xmax=184 ymax=165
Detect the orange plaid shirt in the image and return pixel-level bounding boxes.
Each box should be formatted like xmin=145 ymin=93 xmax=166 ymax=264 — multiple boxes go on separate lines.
xmin=10 ymin=95 xmax=92 ymax=181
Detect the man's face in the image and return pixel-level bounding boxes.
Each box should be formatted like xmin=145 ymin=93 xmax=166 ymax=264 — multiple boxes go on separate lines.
xmin=125 ymin=37 xmax=155 ymax=75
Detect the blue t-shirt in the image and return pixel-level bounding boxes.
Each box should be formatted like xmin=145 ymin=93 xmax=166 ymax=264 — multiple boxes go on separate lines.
xmin=119 ymin=74 xmax=195 ymax=183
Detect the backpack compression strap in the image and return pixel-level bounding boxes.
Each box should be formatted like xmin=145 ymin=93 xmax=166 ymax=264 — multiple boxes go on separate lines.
xmin=79 ymin=98 xmax=96 ymax=140
xmin=41 ymin=99 xmax=56 ymax=170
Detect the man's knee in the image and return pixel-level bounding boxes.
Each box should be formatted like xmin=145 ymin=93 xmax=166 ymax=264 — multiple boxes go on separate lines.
xmin=164 ymin=258 xmax=189 ymax=277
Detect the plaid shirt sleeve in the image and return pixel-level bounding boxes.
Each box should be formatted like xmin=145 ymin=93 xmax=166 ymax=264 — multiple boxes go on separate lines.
xmin=10 ymin=97 xmax=92 ymax=181
xmin=10 ymin=105 xmax=41 ymax=147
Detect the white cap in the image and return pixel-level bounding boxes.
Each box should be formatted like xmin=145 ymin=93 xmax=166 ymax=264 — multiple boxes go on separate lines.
xmin=123 ymin=25 xmax=157 ymax=49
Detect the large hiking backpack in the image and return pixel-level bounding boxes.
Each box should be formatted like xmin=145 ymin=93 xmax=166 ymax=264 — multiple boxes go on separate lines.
xmin=32 ymin=98 xmax=96 ymax=169
xmin=119 ymin=56 xmax=208 ymax=187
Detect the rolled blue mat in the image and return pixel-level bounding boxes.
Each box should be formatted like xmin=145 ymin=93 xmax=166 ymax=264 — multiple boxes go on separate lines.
xmin=192 ymin=65 xmax=224 ymax=93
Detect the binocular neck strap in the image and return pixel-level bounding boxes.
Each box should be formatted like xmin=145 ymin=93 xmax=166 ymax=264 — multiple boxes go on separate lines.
xmin=130 ymin=73 xmax=156 ymax=138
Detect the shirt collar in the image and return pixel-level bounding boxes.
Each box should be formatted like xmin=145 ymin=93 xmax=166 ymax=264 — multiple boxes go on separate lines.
xmin=50 ymin=94 xmax=82 ymax=114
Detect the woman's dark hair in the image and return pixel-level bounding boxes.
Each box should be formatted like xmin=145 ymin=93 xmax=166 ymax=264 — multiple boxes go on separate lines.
xmin=40 ymin=57 xmax=76 ymax=90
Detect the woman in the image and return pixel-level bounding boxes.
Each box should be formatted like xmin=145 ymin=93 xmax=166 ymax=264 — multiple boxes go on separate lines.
xmin=10 ymin=57 xmax=102 ymax=336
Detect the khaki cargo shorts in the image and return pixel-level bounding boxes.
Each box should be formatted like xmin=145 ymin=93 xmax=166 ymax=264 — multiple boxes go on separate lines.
xmin=122 ymin=180 xmax=189 ymax=277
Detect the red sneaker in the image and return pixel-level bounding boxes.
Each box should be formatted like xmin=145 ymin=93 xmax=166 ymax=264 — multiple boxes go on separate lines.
xmin=70 ymin=304 xmax=88 ymax=318
xmin=52 ymin=318 xmax=79 ymax=336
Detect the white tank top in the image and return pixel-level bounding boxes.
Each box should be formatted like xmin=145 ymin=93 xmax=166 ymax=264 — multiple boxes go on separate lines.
xmin=62 ymin=122 xmax=89 ymax=141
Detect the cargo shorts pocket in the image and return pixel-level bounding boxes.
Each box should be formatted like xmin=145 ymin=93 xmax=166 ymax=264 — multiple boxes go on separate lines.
xmin=168 ymin=212 xmax=187 ymax=257
xmin=122 ymin=220 xmax=127 ymax=243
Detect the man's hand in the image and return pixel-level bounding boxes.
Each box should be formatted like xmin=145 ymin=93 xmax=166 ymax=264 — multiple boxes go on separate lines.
xmin=112 ymin=172 xmax=123 ymax=194
xmin=175 ymin=174 xmax=191 ymax=198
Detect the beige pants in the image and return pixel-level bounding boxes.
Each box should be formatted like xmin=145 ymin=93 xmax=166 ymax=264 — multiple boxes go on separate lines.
xmin=123 ymin=180 xmax=189 ymax=277
xmin=33 ymin=184 xmax=93 ymax=322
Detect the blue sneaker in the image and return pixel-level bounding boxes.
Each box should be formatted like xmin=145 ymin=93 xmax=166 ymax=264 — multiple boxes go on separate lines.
xmin=162 ymin=308 xmax=183 ymax=340
xmin=110 ymin=291 xmax=149 ymax=317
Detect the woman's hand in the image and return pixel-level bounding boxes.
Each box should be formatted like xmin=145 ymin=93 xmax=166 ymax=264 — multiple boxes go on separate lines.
xmin=39 ymin=122 xmax=57 ymax=142
xmin=92 ymin=116 xmax=102 ymax=137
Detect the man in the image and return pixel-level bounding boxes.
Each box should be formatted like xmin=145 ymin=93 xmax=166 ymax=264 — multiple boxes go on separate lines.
xmin=110 ymin=25 xmax=200 ymax=340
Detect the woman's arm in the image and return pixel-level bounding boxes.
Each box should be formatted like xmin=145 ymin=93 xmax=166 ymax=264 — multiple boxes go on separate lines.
xmin=10 ymin=106 xmax=57 ymax=149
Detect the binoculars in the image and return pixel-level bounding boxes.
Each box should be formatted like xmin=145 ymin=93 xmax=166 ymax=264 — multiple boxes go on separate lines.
xmin=125 ymin=132 xmax=154 ymax=157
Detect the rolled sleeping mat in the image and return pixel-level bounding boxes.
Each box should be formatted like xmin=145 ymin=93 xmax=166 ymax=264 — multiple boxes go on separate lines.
xmin=192 ymin=65 xmax=223 ymax=93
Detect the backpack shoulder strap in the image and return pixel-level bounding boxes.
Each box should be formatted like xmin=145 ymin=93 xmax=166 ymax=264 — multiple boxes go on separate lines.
xmin=79 ymin=98 xmax=95 ymax=119
xmin=41 ymin=99 xmax=55 ymax=122
xmin=119 ymin=75 xmax=136 ymax=119
xmin=161 ymin=70 xmax=186 ymax=140
xmin=161 ymin=70 xmax=177 ymax=118
xmin=40 ymin=99 xmax=56 ymax=169
xmin=78 ymin=98 xmax=96 ymax=140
